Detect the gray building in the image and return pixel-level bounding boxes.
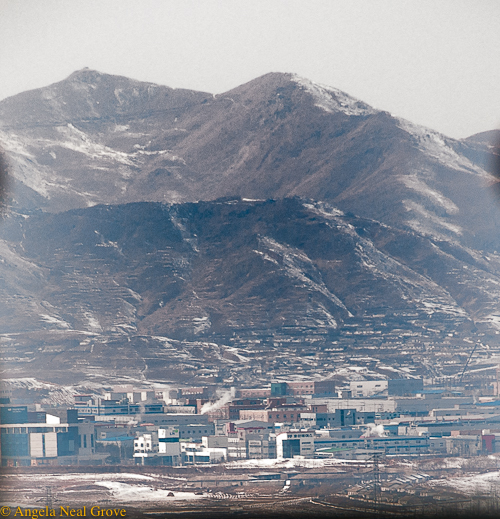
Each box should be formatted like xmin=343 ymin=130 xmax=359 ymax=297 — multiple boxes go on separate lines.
xmin=388 ymin=379 xmax=424 ymax=396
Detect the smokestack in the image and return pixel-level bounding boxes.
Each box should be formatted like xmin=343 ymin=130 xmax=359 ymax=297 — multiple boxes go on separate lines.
xmin=362 ymin=424 xmax=386 ymax=438
xmin=200 ymin=388 xmax=235 ymax=415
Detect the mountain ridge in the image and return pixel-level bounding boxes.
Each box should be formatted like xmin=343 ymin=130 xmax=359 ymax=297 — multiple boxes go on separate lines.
xmin=2 ymin=196 xmax=497 ymax=383
xmin=1 ymin=70 xmax=497 ymax=238
xmin=0 ymin=70 xmax=499 ymax=383
xmin=1 ymin=69 xmax=498 ymax=252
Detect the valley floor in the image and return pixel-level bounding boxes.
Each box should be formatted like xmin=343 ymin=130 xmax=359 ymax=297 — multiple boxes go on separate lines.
xmin=2 ymin=455 xmax=500 ymax=519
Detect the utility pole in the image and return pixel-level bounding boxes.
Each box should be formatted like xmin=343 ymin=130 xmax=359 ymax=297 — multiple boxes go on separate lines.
xmin=372 ymin=452 xmax=382 ymax=513
xmin=459 ymin=342 xmax=479 ymax=385
xmin=45 ymin=486 xmax=53 ymax=509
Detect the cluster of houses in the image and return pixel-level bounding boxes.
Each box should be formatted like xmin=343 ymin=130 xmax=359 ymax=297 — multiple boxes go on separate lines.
xmin=1 ymin=377 xmax=500 ymax=467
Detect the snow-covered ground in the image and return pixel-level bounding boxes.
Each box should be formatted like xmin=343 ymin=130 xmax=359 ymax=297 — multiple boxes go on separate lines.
xmin=292 ymin=75 xmax=376 ymax=117
xmin=94 ymin=481 xmax=206 ymax=502
xmin=0 ymin=472 xmax=206 ymax=508
xmin=225 ymin=457 xmax=366 ymax=470
xmin=429 ymin=470 xmax=500 ymax=495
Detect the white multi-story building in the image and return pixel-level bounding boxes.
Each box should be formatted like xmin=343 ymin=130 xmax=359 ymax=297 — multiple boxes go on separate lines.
xmin=181 ymin=440 xmax=226 ymax=464
xmin=134 ymin=427 xmax=181 ymax=465
xmin=158 ymin=426 xmax=181 ymax=458
xmin=134 ymin=432 xmax=158 ymax=456
xmin=276 ymin=430 xmax=315 ymax=459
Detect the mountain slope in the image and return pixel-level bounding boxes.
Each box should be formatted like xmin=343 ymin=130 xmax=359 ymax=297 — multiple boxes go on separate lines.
xmin=1 ymin=70 xmax=499 ymax=251
xmin=1 ymin=198 xmax=500 ymax=382
xmin=1 ymin=71 xmax=499 ymax=384
xmin=0 ymin=198 xmax=500 ymax=383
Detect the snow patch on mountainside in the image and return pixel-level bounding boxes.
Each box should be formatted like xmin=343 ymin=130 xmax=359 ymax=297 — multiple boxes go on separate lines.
xmin=84 ymin=311 xmax=103 ymax=333
xmin=192 ymin=315 xmax=211 ymax=335
xmin=420 ymin=300 xmax=467 ymax=317
xmin=258 ymin=235 xmax=350 ymax=318
xmin=56 ymin=124 xmax=135 ymax=166
xmin=353 ymin=236 xmax=466 ymax=317
xmin=94 ymin=230 xmax=123 ymax=254
xmin=403 ymin=199 xmax=463 ymax=239
xmin=303 ymin=203 xmax=460 ymax=314
xmin=476 ymin=313 xmax=500 ymax=332
xmin=302 ymin=201 xmax=344 ymax=218
xmin=303 ymin=205 xmax=467 ymax=318
xmin=40 ymin=313 xmax=72 ymax=329
xmin=169 ymin=210 xmax=199 ymax=252
xmin=401 ymin=174 xmax=459 ymax=215
xmin=0 ymin=131 xmax=54 ymax=197
xmin=0 ymin=239 xmax=44 ymax=275
xmin=313 ymin=302 xmax=340 ymax=328
xmin=397 ymin=118 xmax=489 ymax=176
xmin=253 ymin=249 xmax=279 ymax=266
xmin=292 ymin=75 xmax=376 ymax=116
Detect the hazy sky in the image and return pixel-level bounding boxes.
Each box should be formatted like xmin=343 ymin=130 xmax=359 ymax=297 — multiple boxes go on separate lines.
xmin=1 ymin=0 xmax=499 ymax=139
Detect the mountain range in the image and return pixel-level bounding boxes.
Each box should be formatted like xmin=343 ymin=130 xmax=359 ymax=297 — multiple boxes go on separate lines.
xmin=0 ymin=69 xmax=499 ymax=384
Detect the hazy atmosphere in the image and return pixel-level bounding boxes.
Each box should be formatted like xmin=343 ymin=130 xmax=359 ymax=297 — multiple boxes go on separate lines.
xmin=1 ymin=0 xmax=499 ymax=139
xmin=2 ymin=2 xmax=500 ymax=517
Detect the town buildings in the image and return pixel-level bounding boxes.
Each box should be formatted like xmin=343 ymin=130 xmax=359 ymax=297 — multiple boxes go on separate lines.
xmin=2 ymin=376 xmax=500 ymax=467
